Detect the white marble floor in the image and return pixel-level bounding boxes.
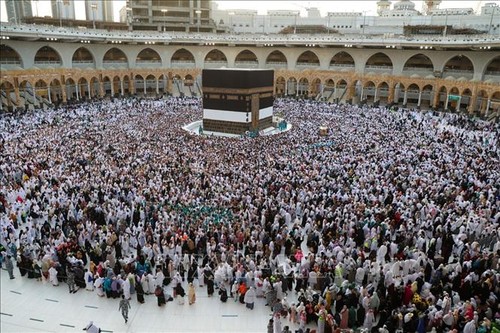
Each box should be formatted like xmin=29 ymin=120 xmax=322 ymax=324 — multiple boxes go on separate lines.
xmin=0 ymin=267 xmax=306 ymax=333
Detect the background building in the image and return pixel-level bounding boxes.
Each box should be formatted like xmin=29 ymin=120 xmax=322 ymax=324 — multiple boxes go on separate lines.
xmin=211 ymin=1 xmax=500 ymax=35
xmin=5 ymin=0 xmax=32 ymax=24
xmin=51 ymin=0 xmax=76 ymax=20
xmin=85 ymin=0 xmax=113 ymax=22
xmin=126 ymin=0 xmax=215 ymax=32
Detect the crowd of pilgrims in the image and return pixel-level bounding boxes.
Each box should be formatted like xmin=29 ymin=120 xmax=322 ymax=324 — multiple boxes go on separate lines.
xmin=0 ymin=96 xmax=499 ymax=333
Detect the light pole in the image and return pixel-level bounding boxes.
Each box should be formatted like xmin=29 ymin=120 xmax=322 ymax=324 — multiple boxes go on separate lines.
xmin=126 ymin=7 xmax=132 ymax=30
xmin=161 ymin=9 xmax=168 ymax=32
xmin=34 ymin=0 xmax=39 ymax=17
xmin=294 ymin=11 xmax=299 ymax=34
xmin=443 ymin=9 xmax=448 ymax=37
xmin=488 ymin=6 xmax=496 ymax=34
xmin=91 ymin=3 xmax=97 ymax=30
xmin=57 ymin=0 xmax=62 ymax=27
xmin=362 ymin=11 xmax=367 ymax=35
xmin=228 ymin=12 xmax=234 ymax=31
xmin=195 ymin=10 xmax=201 ymax=33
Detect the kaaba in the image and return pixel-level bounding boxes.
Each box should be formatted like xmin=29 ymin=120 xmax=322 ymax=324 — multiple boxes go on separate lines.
xmin=202 ymin=69 xmax=274 ymax=135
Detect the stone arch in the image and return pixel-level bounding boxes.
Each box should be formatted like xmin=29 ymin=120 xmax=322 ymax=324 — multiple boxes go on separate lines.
xmin=34 ymin=79 xmax=49 ymax=104
xmin=447 ymin=87 xmax=461 ymax=112
xmin=420 ymin=84 xmax=434 ymax=108
xmin=296 ymin=50 xmax=320 ymax=67
xmin=362 ymin=81 xmax=376 ymax=103
xmin=0 ymin=80 xmax=16 ymax=110
xmin=488 ymin=91 xmax=500 ymax=115
xmin=298 ymin=78 xmax=309 ymax=96
xmin=335 ymin=79 xmax=348 ymax=102
xmin=34 ymin=46 xmax=62 ymax=66
xmin=460 ymin=88 xmax=472 ymax=112
xmin=443 ymin=55 xmax=474 ymax=78
xmin=0 ymin=44 xmax=23 ymax=68
xmin=49 ymin=78 xmax=62 ymax=104
xmin=72 ymin=47 xmax=95 ymax=68
xmin=102 ymin=76 xmax=112 ymax=96
xmin=123 ymin=75 xmax=131 ymax=94
xmin=204 ymin=49 xmax=228 ymax=68
xmin=235 ymin=49 xmax=258 ymax=67
xmin=394 ymin=82 xmax=406 ymax=104
xmin=275 ymin=76 xmax=285 ymax=96
xmin=158 ymin=74 xmax=168 ymax=94
xmin=406 ymin=83 xmax=421 ymax=107
xmin=65 ymin=78 xmax=77 ymax=100
xmin=171 ymin=48 xmax=195 ymax=67
xmin=89 ymin=77 xmax=100 ymax=98
xmin=377 ymin=81 xmax=390 ymax=105
xmin=365 ymin=52 xmax=393 ymax=73
xmin=145 ymin=74 xmax=157 ymax=94
xmin=103 ymin=47 xmax=128 ymax=68
xmin=287 ymin=77 xmax=297 ymax=96
xmin=136 ymin=48 xmax=162 ymax=67
xmin=134 ymin=74 xmax=145 ymax=95
xmin=436 ymin=85 xmax=448 ymax=110
xmin=483 ymin=55 xmax=500 ymax=81
xmin=19 ymin=80 xmax=35 ymax=106
xmin=310 ymin=78 xmax=321 ymax=97
xmin=77 ymin=77 xmax=89 ymax=98
xmin=112 ymin=76 xmax=121 ymax=96
xmin=266 ymin=50 xmax=287 ymax=69
xmin=402 ymin=53 xmax=434 ymax=74
xmin=329 ymin=51 xmax=355 ymax=69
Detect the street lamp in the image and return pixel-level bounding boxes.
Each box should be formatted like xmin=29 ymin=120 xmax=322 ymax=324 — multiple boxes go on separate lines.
xmin=488 ymin=6 xmax=497 ymax=34
xmin=91 ymin=3 xmax=97 ymax=30
xmin=57 ymin=0 xmax=62 ymax=27
xmin=362 ymin=11 xmax=367 ymax=35
xmin=161 ymin=9 xmax=168 ymax=32
xmin=34 ymin=0 xmax=39 ymax=17
xmin=294 ymin=11 xmax=298 ymax=34
xmin=195 ymin=10 xmax=202 ymax=33
xmin=228 ymin=12 xmax=234 ymax=31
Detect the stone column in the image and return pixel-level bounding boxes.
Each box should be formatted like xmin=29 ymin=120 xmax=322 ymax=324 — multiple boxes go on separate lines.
xmin=444 ymin=94 xmax=449 ymax=110
xmin=99 ymin=81 xmax=104 ymax=97
xmin=484 ymin=98 xmax=491 ymax=116
xmin=417 ymin=91 xmax=422 ymax=106
xmin=432 ymin=89 xmax=440 ymax=108
xmin=61 ymin=84 xmax=67 ymax=103
xmin=120 ymin=80 xmax=124 ymax=96
xmin=14 ymin=86 xmax=20 ymax=107
xmin=87 ymin=82 xmax=91 ymax=98
xmin=156 ymin=78 xmax=159 ymax=94
xmin=403 ymin=90 xmax=408 ymax=105
xmin=468 ymin=94 xmax=477 ymax=114
xmin=47 ymin=86 xmax=52 ymax=104
xmin=373 ymin=87 xmax=378 ymax=102
xmin=387 ymin=84 xmax=395 ymax=104
xmin=5 ymin=88 xmax=12 ymax=106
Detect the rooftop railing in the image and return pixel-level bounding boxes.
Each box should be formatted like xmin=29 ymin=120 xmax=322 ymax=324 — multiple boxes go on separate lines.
xmin=2 ymin=23 xmax=499 ymax=46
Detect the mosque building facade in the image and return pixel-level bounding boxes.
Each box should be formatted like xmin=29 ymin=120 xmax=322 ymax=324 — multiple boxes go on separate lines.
xmin=0 ymin=0 xmax=499 ymax=116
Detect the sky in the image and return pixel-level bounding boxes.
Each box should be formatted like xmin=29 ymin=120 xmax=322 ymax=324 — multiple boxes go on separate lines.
xmin=0 ymin=0 xmax=499 ymax=22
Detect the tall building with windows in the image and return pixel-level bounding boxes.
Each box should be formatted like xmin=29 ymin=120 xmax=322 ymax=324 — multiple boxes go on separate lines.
xmin=126 ymin=0 xmax=215 ymax=32
xmin=85 ymin=0 xmax=114 ymax=22
xmin=5 ymin=0 xmax=32 ymax=24
xmin=51 ymin=0 xmax=76 ymax=20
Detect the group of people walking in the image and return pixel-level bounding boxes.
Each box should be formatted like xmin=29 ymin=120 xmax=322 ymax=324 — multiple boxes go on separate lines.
xmin=0 ymin=96 xmax=499 ymax=332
